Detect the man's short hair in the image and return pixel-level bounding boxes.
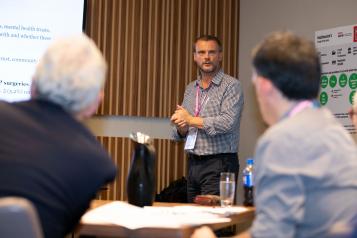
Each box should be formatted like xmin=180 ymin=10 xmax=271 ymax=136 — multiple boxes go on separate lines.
xmin=252 ymin=31 xmax=321 ymax=100
xmin=32 ymin=33 xmax=107 ymax=113
xmin=193 ymin=35 xmax=222 ymax=52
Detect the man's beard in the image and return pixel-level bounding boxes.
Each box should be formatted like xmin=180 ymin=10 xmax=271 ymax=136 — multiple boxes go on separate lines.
xmin=199 ymin=62 xmax=217 ymax=74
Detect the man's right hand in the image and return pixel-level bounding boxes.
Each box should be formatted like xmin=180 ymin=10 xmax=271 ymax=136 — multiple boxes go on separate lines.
xmin=171 ymin=105 xmax=189 ymax=136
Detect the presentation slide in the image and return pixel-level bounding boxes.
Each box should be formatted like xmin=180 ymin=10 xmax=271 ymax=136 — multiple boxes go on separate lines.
xmin=0 ymin=0 xmax=85 ymax=102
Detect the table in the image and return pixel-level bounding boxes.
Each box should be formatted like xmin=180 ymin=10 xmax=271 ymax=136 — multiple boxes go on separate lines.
xmin=78 ymin=200 xmax=255 ymax=238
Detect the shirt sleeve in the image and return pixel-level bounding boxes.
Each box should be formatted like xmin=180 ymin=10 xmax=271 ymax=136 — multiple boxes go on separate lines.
xmin=250 ymin=138 xmax=305 ymax=238
xmin=202 ymin=80 xmax=244 ymax=136
xmin=171 ymin=125 xmax=185 ymax=141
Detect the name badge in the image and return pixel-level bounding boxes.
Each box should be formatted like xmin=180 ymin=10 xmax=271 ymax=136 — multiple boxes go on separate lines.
xmin=184 ymin=127 xmax=198 ymax=150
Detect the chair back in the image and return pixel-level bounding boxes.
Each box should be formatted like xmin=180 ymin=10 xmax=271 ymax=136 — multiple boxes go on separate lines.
xmin=0 ymin=197 xmax=43 ymax=238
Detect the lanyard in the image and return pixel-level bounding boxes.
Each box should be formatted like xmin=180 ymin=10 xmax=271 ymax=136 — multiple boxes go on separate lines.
xmin=195 ymin=85 xmax=208 ymax=116
xmin=288 ymin=100 xmax=314 ymax=118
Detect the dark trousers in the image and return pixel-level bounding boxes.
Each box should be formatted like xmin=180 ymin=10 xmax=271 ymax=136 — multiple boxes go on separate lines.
xmin=187 ymin=153 xmax=239 ymax=203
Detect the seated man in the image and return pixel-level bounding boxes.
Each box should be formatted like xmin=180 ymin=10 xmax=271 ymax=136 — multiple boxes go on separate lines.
xmin=192 ymin=31 xmax=357 ymax=238
xmin=0 ymin=34 xmax=117 ymax=238
xmin=327 ymin=92 xmax=357 ymax=238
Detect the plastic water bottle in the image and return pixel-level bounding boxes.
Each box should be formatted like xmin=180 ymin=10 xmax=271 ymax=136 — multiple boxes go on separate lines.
xmin=243 ymin=158 xmax=254 ymax=206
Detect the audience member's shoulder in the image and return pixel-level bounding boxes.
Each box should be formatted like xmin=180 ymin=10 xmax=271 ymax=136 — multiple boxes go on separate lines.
xmin=0 ymin=100 xmax=10 ymax=107
xmin=0 ymin=100 xmax=30 ymax=122
xmin=260 ymin=107 xmax=350 ymax=147
xmin=258 ymin=115 xmax=303 ymax=145
xmin=0 ymin=100 xmax=17 ymax=112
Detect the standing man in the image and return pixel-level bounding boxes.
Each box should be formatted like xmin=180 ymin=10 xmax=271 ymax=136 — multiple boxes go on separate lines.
xmin=192 ymin=31 xmax=357 ymax=238
xmin=171 ymin=35 xmax=244 ymax=203
xmin=0 ymin=34 xmax=117 ymax=238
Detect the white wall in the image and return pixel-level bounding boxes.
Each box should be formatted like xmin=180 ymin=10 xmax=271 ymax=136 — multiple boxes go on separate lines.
xmin=238 ymin=0 xmax=357 ymax=204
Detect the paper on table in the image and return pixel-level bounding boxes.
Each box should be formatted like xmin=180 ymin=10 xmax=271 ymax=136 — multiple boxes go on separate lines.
xmin=81 ymin=201 xmax=233 ymax=230
xmin=144 ymin=205 xmax=249 ymax=216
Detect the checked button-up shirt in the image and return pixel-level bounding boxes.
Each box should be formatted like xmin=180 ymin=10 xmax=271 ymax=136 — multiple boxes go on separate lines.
xmin=172 ymin=69 xmax=244 ymax=155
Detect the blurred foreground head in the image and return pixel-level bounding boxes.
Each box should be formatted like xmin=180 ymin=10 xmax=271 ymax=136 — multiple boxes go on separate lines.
xmin=31 ymin=33 xmax=107 ymax=119
xmin=350 ymin=92 xmax=357 ymax=127
xmin=252 ymin=31 xmax=321 ymax=100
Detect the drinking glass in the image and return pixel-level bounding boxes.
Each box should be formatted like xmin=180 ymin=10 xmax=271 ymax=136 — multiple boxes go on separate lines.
xmin=220 ymin=172 xmax=235 ymax=207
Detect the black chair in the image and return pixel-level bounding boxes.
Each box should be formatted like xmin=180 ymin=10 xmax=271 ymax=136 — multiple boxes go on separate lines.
xmin=0 ymin=197 xmax=43 ymax=238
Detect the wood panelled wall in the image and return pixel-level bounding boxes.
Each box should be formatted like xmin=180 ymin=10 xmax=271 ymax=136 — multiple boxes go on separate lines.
xmin=86 ymin=0 xmax=239 ymax=201
xmin=85 ymin=0 xmax=239 ymax=117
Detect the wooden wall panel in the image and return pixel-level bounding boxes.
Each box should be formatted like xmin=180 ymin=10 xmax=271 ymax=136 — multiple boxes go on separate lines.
xmin=86 ymin=0 xmax=240 ymax=201
xmin=96 ymin=137 xmax=187 ymax=201
xmin=85 ymin=0 xmax=239 ymax=117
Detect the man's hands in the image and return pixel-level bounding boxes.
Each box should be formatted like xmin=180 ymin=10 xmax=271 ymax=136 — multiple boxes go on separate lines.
xmin=171 ymin=105 xmax=204 ymax=137
xmin=171 ymin=105 xmax=193 ymax=127
xmin=170 ymin=105 xmax=192 ymax=136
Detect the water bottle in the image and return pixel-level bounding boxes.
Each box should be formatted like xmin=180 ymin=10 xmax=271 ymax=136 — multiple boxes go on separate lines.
xmin=243 ymin=158 xmax=254 ymax=206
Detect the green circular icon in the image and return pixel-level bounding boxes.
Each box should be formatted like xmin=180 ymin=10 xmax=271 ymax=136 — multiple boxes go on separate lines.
xmin=319 ymin=91 xmax=328 ymax=106
xmin=329 ymin=75 xmax=337 ymax=88
xmin=320 ymin=76 xmax=328 ymax=88
xmin=349 ymin=91 xmax=356 ymax=105
xmin=349 ymin=73 xmax=357 ymax=89
xmin=339 ymin=74 xmax=348 ymax=87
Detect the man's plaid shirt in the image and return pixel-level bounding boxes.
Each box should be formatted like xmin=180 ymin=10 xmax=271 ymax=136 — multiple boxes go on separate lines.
xmin=172 ymin=69 xmax=244 ymax=155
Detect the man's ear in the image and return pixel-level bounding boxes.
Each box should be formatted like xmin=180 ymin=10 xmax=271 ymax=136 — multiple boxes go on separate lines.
xmin=258 ymin=76 xmax=275 ymax=95
xmin=193 ymin=51 xmax=198 ymax=63
xmin=218 ymin=51 xmax=223 ymax=62
xmin=77 ymin=90 xmax=104 ymax=120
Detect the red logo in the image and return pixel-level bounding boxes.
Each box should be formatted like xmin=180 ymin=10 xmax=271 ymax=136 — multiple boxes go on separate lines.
xmin=354 ymin=26 xmax=357 ymax=42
